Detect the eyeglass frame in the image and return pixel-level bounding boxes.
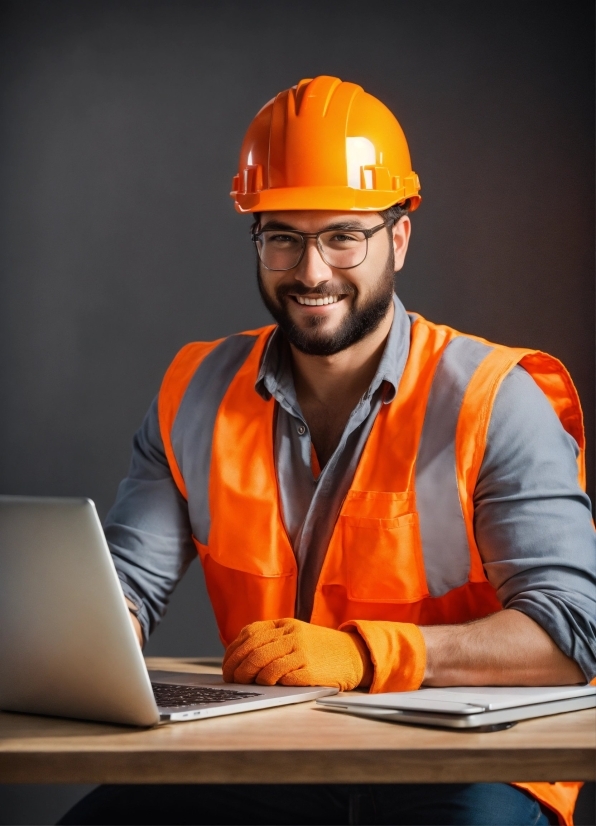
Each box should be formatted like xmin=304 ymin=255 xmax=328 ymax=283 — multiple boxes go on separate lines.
xmin=250 ymin=217 xmax=395 ymax=271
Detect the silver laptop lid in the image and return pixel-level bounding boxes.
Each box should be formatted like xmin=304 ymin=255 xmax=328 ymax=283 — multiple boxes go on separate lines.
xmin=0 ymin=496 xmax=159 ymax=726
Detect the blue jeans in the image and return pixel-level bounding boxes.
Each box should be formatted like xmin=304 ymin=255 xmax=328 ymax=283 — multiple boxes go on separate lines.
xmin=58 ymin=782 xmax=557 ymax=825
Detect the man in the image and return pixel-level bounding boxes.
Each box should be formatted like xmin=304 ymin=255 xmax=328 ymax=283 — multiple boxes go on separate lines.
xmin=64 ymin=77 xmax=595 ymax=826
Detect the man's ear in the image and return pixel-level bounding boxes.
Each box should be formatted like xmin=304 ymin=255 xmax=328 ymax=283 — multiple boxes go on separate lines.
xmin=392 ymin=215 xmax=411 ymax=272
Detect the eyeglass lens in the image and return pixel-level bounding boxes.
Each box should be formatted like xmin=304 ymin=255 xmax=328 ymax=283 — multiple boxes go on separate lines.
xmin=256 ymin=229 xmax=369 ymax=270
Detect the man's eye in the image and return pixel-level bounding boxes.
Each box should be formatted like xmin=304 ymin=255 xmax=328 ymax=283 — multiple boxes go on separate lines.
xmin=327 ymin=233 xmax=360 ymax=245
xmin=268 ymin=234 xmax=301 ymax=245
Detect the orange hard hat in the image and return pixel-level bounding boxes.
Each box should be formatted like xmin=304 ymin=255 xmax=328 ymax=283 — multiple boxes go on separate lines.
xmin=231 ymin=75 xmax=421 ymax=214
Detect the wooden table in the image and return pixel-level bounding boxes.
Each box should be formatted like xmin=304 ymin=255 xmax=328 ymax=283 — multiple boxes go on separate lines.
xmin=0 ymin=658 xmax=593 ymax=785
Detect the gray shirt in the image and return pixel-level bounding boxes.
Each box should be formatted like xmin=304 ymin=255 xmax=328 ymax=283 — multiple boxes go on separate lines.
xmin=106 ymin=297 xmax=596 ymax=680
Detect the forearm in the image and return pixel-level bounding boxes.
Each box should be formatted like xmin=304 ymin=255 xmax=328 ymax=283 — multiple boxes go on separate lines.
xmin=420 ymin=608 xmax=585 ymax=686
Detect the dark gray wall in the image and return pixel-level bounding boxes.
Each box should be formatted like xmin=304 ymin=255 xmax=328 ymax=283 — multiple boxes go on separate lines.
xmin=0 ymin=1 xmax=594 ymax=823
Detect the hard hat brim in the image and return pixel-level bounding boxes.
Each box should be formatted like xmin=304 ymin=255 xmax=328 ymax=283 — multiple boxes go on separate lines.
xmin=232 ymin=186 xmax=421 ymax=214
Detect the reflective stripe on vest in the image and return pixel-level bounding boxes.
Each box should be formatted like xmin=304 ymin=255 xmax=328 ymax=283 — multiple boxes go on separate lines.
xmin=416 ymin=336 xmax=492 ymax=596
xmin=170 ymin=333 xmax=260 ymax=545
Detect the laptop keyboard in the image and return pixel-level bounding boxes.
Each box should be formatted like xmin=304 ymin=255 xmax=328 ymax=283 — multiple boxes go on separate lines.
xmin=151 ymin=682 xmax=263 ymax=708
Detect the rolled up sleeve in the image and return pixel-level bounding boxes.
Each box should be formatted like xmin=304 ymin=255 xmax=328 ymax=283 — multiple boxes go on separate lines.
xmin=474 ymin=365 xmax=596 ymax=681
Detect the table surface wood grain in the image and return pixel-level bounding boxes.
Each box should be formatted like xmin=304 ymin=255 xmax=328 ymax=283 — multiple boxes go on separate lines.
xmin=1 ymin=657 xmax=594 ymax=785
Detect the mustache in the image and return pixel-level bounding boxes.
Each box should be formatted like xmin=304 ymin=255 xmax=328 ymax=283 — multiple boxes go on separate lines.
xmin=275 ymin=282 xmax=356 ymax=299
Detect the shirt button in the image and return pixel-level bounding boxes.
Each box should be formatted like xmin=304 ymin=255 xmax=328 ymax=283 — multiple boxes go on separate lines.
xmin=297 ymin=424 xmax=306 ymax=436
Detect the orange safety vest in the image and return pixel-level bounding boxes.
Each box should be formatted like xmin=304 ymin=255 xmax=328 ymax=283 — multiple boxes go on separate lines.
xmin=159 ymin=313 xmax=586 ymax=826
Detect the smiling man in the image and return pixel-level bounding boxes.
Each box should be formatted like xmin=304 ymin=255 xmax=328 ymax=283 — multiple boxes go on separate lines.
xmin=63 ymin=77 xmax=595 ymax=826
xmin=254 ymin=211 xmax=402 ymax=359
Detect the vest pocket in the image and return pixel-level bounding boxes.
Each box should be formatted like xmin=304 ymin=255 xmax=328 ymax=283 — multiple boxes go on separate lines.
xmin=340 ymin=512 xmax=429 ymax=603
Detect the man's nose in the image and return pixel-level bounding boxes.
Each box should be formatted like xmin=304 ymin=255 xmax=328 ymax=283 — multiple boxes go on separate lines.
xmin=293 ymin=238 xmax=332 ymax=288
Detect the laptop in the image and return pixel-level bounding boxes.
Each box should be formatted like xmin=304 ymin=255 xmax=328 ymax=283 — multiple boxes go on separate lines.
xmin=0 ymin=496 xmax=337 ymax=726
xmin=317 ymin=685 xmax=596 ymax=732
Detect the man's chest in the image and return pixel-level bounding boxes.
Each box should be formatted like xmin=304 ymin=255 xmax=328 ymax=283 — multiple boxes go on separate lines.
xmin=300 ymin=399 xmax=361 ymax=469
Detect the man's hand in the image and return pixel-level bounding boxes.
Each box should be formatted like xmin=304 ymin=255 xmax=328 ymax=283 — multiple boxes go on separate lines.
xmin=222 ymin=618 xmax=373 ymax=691
xmin=125 ymin=598 xmax=143 ymax=648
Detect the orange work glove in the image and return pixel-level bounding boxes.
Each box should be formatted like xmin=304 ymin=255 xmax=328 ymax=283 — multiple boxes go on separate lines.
xmin=222 ymin=618 xmax=372 ymax=691
xmin=340 ymin=620 xmax=427 ymax=693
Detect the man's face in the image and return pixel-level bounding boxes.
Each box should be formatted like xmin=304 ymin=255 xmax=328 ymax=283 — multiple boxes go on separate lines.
xmin=256 ymin=210 xmax=410 ymax=356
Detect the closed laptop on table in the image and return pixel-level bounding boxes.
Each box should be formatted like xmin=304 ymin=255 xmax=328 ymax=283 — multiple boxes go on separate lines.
xmin=317 ymin=685 xmax=596 ymax=731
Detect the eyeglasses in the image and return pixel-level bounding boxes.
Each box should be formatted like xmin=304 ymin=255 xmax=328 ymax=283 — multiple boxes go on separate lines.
xmin=251 ymin=219 xmax=392 ymax=271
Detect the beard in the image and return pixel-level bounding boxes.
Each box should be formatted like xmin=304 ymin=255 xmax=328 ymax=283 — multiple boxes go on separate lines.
xmin=256 ymin=251 xmax=396 ymax=356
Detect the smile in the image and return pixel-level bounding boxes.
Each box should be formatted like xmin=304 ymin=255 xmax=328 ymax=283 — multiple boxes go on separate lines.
xmin=292 ymin=295 xmax=343 ymax=306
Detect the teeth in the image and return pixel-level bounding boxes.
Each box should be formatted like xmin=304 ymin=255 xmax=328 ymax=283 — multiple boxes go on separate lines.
xmin=295 ymin=295 xmax=341 ymax=306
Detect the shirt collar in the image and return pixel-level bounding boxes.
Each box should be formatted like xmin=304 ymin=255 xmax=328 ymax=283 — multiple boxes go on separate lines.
xmin=255 ymin=293 xmax=412 ymax=407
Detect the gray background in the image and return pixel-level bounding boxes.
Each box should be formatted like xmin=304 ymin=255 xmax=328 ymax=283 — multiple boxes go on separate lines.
xmin=0 ymin=1 xmax=594 ymax=823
